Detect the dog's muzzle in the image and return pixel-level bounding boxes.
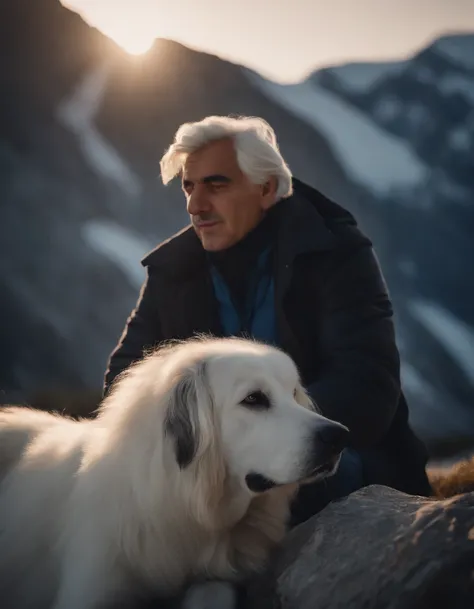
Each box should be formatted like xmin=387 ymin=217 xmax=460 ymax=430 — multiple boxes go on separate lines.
xmin=245 ymin=422 xmax=350 ymax=494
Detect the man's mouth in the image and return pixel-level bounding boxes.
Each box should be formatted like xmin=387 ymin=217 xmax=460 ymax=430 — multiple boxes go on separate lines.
xmin=196 ymin=220 xmax=220 ymax=229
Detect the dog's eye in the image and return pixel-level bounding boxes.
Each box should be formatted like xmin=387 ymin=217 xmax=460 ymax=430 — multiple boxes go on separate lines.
xmin=241 ymin=391 xmax=270 ymax=409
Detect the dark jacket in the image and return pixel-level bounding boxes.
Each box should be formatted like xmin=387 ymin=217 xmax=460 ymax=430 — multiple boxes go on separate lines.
xmin=104 ymin=178 xmax=432 ymax=497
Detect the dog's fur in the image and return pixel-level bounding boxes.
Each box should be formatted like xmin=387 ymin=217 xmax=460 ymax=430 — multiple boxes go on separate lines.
xmin=0 ymin=336 xmax=348 ymax=609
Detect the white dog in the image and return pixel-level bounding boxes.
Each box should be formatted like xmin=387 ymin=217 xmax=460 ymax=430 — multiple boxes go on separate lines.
xmin=0 ymin=336 xmax=349 ymax=609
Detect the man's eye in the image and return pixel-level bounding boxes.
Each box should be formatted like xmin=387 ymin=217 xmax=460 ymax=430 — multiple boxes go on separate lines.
xmin=241 ymin=391 xmax=270 ymax=409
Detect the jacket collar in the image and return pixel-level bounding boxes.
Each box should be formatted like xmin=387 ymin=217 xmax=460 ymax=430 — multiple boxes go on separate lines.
xmin=276 ymin=177 xmax=337 ymax=265
xmin=141 ymin=177 xmax=337 ymax=277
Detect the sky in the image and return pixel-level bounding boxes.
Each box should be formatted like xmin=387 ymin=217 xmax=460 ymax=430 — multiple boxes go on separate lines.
xmin=62 ymin=0 xmax=474 ymax=82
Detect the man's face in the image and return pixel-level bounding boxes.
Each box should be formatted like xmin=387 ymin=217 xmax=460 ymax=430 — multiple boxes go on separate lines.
xmin=182 ymin=138 xmax=276 ymax=251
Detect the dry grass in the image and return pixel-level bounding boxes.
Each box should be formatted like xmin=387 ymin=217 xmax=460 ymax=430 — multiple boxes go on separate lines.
xmin=429 ymin=456 xmax=474 ymax=498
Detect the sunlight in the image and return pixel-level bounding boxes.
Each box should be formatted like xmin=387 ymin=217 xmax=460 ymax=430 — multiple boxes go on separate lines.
xmin=61 ymin=1 xmax=159 ymax=56
xmin=115 ymin=35 xmax=155 ymax=56
xmin=62 ymin=0 xmax=474 ymax=82
xmin=94 ymin=20 xmax=157 ymax=55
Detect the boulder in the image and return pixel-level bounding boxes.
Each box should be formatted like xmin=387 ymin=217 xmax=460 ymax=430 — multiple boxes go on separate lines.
xmin=245 ymin=484 xmax=474 ymax=609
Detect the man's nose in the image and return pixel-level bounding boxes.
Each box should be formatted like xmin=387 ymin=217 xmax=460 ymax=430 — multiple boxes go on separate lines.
xmin=186 ymin=187 xmax=210 ymax=216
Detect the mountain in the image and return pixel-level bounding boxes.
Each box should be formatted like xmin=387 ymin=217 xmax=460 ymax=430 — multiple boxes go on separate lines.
xmin=0 ymin=0 xmax=472 ymax=456
xmin=0 ymin=0 xmax=355 ymax=400
xmin=248 ymin=32 xmax=474 ymax=452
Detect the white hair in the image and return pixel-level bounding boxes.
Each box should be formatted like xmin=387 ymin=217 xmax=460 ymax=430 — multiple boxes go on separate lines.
xmin=160 ymin=115 xmax=293 ymax=201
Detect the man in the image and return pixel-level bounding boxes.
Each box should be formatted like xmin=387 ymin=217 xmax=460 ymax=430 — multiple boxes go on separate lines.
xmin=104 ymin=115 xmax=432 ymax=525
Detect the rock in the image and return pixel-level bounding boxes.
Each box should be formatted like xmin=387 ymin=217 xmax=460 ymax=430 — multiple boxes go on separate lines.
xmin=245 ymin=485 xmax=474 ymax=609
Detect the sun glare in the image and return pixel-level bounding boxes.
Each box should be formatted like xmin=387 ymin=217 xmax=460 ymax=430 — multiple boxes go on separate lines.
xmin=99 ymin=22 xmax=157 ymax=56
xmin=114 ymin=35 xmax=155 ymax=56
xmin=61 ymin=1 xmax=159 ymax=56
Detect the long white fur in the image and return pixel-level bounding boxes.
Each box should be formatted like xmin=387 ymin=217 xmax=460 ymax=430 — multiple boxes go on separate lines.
xmin=0 ymin=336 xmax=342 ymax=609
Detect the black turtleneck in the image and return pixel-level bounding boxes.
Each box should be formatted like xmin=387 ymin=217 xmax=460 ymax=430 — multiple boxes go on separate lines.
xmin=206 ymin=203 xmax=280 ymax=314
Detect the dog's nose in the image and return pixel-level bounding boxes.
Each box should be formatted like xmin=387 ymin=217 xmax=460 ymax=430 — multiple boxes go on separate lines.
xmin=315 ymin=422 xmax=350 ymax=456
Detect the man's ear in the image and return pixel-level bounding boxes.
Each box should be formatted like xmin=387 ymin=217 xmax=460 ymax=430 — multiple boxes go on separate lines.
xmin=261 ymin=176 xmax=278 ymax=210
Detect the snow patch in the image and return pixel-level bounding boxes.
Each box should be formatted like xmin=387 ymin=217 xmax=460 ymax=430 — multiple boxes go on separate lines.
xmin=401 ymin=361 xmax=474 ymax=442
xmin=449 ymin=127 xmax=471 ymax=151
xmin=401 ymin=362 xmax=438 ymax=401
xmin=398 ymin=259 xmax=417 ymax=277
xmin=57 ymin=64 xmax=142 ymax=198
xmin=373 ymin=96 xmax=402 ymax=123
xmin=408 ymin=299 xmax=474 ymax=385
xmin=247 ymin=70 xmax=428 ymax=196
xmin=82 ymin=220 xmax=152 ymax=289
xmin=438 ymin=73 xmax=474 ymax=104
xmin=405 ymin=103 xmax=431 ymax=129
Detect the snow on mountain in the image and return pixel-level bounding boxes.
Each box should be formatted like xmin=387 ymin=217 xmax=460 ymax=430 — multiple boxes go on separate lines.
xmin=247 ymin=70 xmax=429 ymax=197
xmin=401 ymin=362 xmax=438 ymax=404
xmin=408 ymin=300 xmax=474 ymax=386
xmin=81 ymin=220 xmax=152 ymax=290
xmin=438 ymin=72 xmax=474 ymax=103
xmin=402 ymin=359 xmax=474 ymax=444
xmin=329 ymin=32 xmax=474 ymax=194
xmin=57 ymin=64 xmax=142 ymax=198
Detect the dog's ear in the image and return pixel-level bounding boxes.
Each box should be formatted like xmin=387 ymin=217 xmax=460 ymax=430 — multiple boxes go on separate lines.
xmin=164 ymin=365 xmax=203 ymax=469
xmin=164 ymin=361 xmax=223 ymax=470
xmin=164 ymin=362 xmax=226 ymax=528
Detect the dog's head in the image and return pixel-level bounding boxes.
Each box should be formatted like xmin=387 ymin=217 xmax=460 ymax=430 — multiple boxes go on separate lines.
xmin=162 ymin=337 xmax=349 ymax=513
